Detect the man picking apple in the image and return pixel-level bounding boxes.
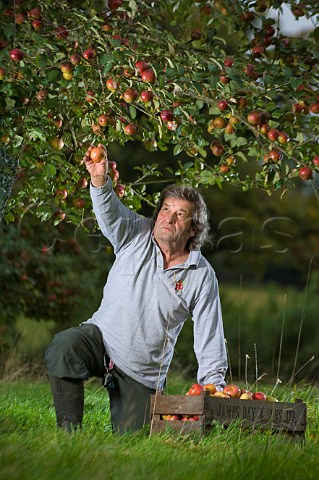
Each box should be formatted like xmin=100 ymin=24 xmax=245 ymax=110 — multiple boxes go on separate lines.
xmin=45 ymin=144 xmax=227 ymax=433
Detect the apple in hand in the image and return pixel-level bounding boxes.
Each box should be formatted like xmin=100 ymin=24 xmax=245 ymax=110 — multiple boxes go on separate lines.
xmin=90 ymin=146 xmax=107 ymax=163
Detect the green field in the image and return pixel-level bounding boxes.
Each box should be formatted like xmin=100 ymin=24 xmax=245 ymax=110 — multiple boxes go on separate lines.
xmin=1 ymin=379 xmax=319 ymax=480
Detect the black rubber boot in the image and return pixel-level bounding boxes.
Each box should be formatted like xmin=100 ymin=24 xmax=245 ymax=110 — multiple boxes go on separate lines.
xmin=48 ymin=375 xmax=84 ymax=432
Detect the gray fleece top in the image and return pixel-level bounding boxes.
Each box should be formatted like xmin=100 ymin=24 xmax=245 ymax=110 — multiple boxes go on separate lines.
xmin=85 ymin=177 xmax=228 ymax=390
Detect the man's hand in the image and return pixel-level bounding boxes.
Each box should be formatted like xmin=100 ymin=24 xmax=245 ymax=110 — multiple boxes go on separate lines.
xmin=84 ymin=143 xmax=108 ymax=188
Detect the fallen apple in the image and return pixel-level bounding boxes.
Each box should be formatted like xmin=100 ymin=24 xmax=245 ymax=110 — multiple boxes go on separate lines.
xmin=239 ymin=392 xmax=253 ymax=400
xmin=188 ymin=383 xmax=205 ymax=396
xmin=213 ymin=391 xmax=230 ymax=398
xmin=223 ymin=384 xmax=241 ymax=398
xmin=252 ymin=391 xmax=267 ymax=401
xmin=266 ymin=395 xmax=279 ymax=402
xmin=203 ymin=383 xmax=217 ymax=395
xmin=162 ymin=414 xmax=180 ymax=421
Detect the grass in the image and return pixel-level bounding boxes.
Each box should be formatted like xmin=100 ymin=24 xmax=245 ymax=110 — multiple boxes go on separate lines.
xmin=1 ymin=378 xmax=319 ymax=480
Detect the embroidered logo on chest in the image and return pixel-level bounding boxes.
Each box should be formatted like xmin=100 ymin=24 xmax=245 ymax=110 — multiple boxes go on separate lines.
xmin=174 ymin=278 xmax=186 ymax=296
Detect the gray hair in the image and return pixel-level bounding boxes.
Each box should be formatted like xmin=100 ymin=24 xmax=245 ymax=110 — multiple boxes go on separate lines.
xmin=153 ymin=184 xmax=210 ymax=250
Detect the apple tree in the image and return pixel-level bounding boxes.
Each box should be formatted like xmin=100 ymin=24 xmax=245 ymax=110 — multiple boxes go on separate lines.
xmin=1 ymin=0 xmax=319 ymax=227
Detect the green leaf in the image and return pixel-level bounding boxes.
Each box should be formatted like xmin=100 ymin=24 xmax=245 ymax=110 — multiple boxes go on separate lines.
xmin=44 ymin=163 xmax=57 ymax=178
xmin=290 ymin=77 xmax=303 ymax=89
xmin=199 ymin=170 xmax=216 ymax=185
xmin=100 ymin=53 xmax=115 ymax=66
xmin=195 ymin=100 xmax=204 ymax=111
xmin=129 ymin=105 xmax=137 ymax=120
xmin=173 ymin=144 xmax=183 ymax=156
xmin=231 ymin=137 xmax=247 ymax=148
xmin=29 ymin=129 xmax=47 ymax=142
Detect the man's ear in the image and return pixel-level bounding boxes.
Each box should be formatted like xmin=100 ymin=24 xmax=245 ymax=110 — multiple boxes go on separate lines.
xmin=189 ymin=226 xmax=196 ymax=238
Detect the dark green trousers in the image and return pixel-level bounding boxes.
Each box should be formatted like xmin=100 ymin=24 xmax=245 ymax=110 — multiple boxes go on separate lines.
xmin=45 ymin=324 xmax=155 ymax=433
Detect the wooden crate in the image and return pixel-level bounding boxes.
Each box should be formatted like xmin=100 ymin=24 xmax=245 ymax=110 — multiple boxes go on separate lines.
xmin=150 ymin=392 xmax=208 ymax=434
xmin=150 ymin=392 xmax=307 ymax=438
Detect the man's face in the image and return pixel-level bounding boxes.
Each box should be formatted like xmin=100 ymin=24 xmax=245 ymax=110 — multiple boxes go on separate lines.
xmin=153 ymin=197 xmax=196 ymax=250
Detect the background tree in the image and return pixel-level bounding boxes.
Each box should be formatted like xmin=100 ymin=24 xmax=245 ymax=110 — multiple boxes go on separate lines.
xmin=0 ymin=0 xmax=319 ymax=227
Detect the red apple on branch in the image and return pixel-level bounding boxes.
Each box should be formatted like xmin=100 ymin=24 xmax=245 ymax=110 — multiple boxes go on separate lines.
xmin=108 ymin=0 xmax=122 ymax=10
xmin=312 ymin=155 xmax=319 ymax=167
xmin=70 ymin=52 xmax=81 ymax=65
xmin=124 ymin=123 xmax=138 ymax=135
xmin=160 ymin=110 xmax=174 ymax=123
xmin=15 ymin=12 xmax=26 ymax=25
xmin=83 ymin=48 xmax=96 ymax=61
xmin=267 ymin=128 xmax=279 ymax=142
xmin=140 ymin=90 xmax=154 ymax=102
xmin=28 ymin=7 xmax=42 ymax=19
xmin=309 ymin=103 xmax=319 ymax=114
xmin=106 ymin=77 xmax=120 ymax=91
xmin=277 ymin=131 xmax=289 ymax=144
xmin=217 ymin=100 xmax=228 ymax=111
xmin=141 ymin=68 xmax=156 ymax=83
xmin=247 ymin=110 xmax=262 ymax=125
xmin=299 ymin=166 xmax=313 ymax=180
xmin=268 ymin=149 xmax=283 ymax=163
xmin=55 ymin=188 xmax=68 ymax=200
xmin=9 ymin=48 xmax=24 ymax=61
xmin=123 ymin=88 xmax=138 ymax=103
xmin=135 ymin=60 xmax=149 ymax=73
xmin=32 ymin=20 xmax=42 ymax=30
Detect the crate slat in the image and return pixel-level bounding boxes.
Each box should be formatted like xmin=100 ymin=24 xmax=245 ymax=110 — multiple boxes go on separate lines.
xmin=151 ymin=394 xmax=205 ymax=415
xmin=205 ymin=397 xmax=307 ymax=432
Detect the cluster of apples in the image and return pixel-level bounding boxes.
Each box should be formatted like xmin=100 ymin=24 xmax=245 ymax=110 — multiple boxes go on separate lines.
xmin=185 ymin=383 xmax=278 ymax=402
xmin=161 ymin=383 xmax=279 ymax=420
